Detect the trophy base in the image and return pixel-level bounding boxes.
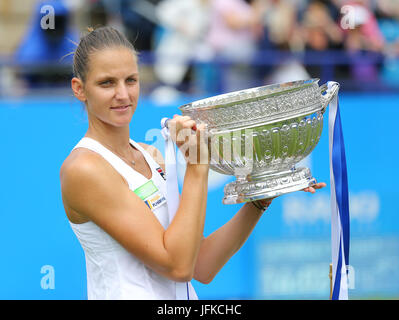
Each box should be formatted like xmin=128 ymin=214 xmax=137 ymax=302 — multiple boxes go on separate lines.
xmin=222 ymin=167 xmax=316 ymax=204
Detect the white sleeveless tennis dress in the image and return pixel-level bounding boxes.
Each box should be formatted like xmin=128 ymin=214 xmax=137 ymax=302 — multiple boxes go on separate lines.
xmin=68 ymin=137 xmax=198 ymax=300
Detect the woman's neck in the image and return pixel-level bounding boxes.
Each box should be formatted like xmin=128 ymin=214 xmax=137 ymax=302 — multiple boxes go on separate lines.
xmin=85 ymin=120 xmax=132 ymax=155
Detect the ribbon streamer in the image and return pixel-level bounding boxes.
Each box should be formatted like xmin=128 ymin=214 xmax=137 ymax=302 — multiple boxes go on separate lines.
xmin=161 ymin=118 xmax=190 ymax=300
xmin=327 ymin=82 xmax=350 ymax=300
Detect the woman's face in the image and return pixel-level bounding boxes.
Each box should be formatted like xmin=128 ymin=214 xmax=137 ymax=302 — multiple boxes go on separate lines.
xmin=75 ymin=46 xmax=140 ymax=128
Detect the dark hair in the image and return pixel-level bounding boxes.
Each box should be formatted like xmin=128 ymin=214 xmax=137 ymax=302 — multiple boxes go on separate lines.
xmin=73 ymin=26 xmax=137 ymax=82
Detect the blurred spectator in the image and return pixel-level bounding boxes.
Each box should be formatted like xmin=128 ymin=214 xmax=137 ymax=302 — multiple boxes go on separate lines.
xmin=342 ymin=1 xmax=385 ymax=82
xmin=253 ymin=0 xmax=310 ymax=86
xmin=376 ymin=0 xmax=399 ymax=87
xmin=255 ymin=0 xmax=299 ymax=51
xmin=99 ymin=0 xmax=125 ymax=31
xmin=86 ymin=0 xmax=108 ymax=28
xmin=205 ymin=0 xmax=265 ymax=93
xmin=15 ymin=0 xmax=78 ymax=64
xmin=85 ymin=1 xmax=160 ymax=51
xmin=377 ymin=0 xmax=399 ymax=19
xmin=14 ymin=0 xmax=79 ymax=88
xmin=207 ymin=0 xmax=263 ymax=57
xmin=151 ymin=0 xmax=210 ymax=101
xmin=120 ymin=0 xmax=161 ymax=52
xmin=301 ymin=1 xmax=343 ymax=51
xmin=14 ymin=0 xmax=79 ymax=87
xmin=299 ymin=0 xmax=344 ymax=81
xmin=343 ymin=1 xmax=385 ymax=52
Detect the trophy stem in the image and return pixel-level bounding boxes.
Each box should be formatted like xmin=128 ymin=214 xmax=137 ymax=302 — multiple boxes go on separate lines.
xmin=223 ymin=167 xmax=316 ymax=204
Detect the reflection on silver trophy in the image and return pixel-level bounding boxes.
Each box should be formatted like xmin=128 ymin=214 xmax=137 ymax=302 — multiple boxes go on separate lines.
xmin=179 ymin=79 xmax=340 ymax=204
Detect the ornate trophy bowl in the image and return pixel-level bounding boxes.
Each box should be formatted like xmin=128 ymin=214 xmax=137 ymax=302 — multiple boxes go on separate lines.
xmin=179 ymin=78 xmax=340 ymax=204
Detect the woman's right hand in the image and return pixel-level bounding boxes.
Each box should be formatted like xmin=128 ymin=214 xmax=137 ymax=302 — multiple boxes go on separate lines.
xmin=167 ymin=115 xmax=209 ymax=166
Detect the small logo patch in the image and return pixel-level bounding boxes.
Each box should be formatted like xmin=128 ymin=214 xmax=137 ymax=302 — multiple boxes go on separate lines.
xmin=134 ymin=180 xmax=167 ymax=211
xmin=156 ymin=167 xmax=166 ymax=180
xmin=145 ymin=194 xmax=167 ymax=210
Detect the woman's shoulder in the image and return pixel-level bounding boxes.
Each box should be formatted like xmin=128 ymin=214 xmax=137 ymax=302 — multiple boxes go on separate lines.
xmin=60 ymin=148 xmax=126 ymax=193
xmin=61 ymin=148 xmax=102 ymax=177
xmin=60 ymin=148 xmax=128 ymax=224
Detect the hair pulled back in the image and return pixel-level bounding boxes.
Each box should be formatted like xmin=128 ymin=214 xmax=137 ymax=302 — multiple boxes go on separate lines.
xmin=73 ymin=26 xmax=137 ymax=82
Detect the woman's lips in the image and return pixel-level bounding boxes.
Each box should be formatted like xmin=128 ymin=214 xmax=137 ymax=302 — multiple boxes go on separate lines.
xmin=111 ymin=105 xmax=130 ymax=111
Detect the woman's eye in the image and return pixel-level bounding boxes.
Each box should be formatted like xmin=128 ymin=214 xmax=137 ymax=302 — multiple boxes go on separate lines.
xmin=100 ymin=80 xmax=112 ymax=86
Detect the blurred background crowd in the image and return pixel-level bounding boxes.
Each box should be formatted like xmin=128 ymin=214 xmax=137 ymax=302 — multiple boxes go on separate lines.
xmin=0 ymin=0 xmax=398 ymax=98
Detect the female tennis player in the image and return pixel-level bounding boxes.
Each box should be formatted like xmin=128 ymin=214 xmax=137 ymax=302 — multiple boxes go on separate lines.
xmin=60 ymin=26 xmax=325 ymax=300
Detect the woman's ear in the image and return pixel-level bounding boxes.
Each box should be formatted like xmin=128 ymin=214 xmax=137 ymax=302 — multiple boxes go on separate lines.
xmin=71 ymin=77 xmax=86 ymax=102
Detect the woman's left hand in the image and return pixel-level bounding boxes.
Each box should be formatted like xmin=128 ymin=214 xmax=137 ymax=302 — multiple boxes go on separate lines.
xmin=303 ymin=182 xmax=327 ymax=194
xmin=252 ymin=182 xmax=327 ymax=211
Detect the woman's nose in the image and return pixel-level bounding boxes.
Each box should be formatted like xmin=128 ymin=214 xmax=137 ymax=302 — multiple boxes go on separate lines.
xmin=115 ymin=83 xmax=129 ymax=100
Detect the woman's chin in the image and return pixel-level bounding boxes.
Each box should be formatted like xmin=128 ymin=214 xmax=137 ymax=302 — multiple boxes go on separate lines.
xmin=110 ymin=114 xmax=133 ymax=128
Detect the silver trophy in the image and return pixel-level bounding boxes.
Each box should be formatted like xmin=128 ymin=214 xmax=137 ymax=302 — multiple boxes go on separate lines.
xmin=179 ymin=78 xmax=340 ymax=204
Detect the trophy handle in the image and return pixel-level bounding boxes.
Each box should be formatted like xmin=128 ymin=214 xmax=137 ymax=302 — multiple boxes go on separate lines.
xmin=320 ymin=81 xmax=340 ymax=113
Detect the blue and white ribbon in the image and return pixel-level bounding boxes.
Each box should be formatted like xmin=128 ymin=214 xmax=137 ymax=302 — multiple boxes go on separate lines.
xmin=327 ymin=82 xmax=350 ymax=300
xmin=161 ymin=118 xmax=191 ymax=300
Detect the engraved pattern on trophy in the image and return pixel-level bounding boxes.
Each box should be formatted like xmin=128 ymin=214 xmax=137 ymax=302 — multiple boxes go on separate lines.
xmin=179 ymin=79 xmax=340 ymax=204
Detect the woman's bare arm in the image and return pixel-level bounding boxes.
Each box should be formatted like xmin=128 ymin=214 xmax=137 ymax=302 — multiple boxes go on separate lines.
xmin=61 ymin=142 xmax=208 ymax=283
xmin=193 ymin=183 xmax=326 ymax=284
